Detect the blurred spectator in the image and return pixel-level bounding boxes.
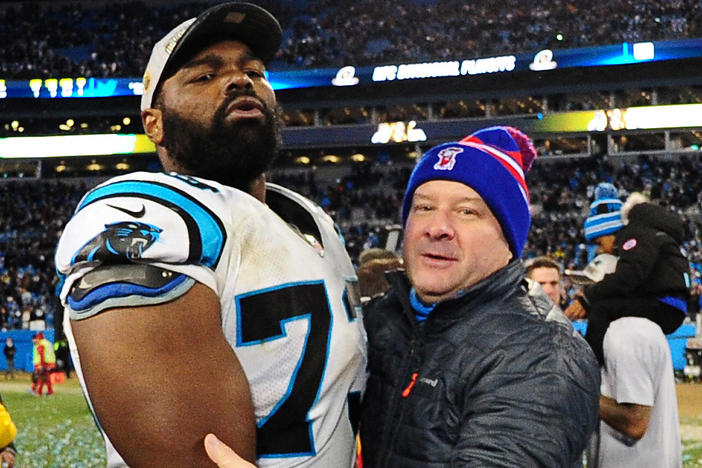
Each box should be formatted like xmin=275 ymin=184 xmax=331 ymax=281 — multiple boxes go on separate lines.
xmin=2 ymin=339 xmax=15 ymax=380
xmin=688 ymin=283 xmax=702 ymax=323
xmin=525 ymin=256 xmax=564 ymax=307
xmin=53 ymin=337 xmax=73 ymax=379
xmin=30 ymin=331 xmax=55 ymax=397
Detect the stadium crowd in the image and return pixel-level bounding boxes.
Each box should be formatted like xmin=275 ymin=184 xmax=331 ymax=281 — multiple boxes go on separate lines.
xmin=0 ymin=180 xmax=90 ymax=331
xmin=1 ymin=154 xmax=699 ymax=331
xmin=1 ymin=0 xmax=702 ymax=79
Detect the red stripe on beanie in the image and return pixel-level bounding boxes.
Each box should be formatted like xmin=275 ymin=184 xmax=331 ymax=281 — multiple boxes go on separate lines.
xmin=460 ymin=139 xmax=530 ymax=201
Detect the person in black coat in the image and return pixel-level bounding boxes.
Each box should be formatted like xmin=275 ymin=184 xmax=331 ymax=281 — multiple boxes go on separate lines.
xmin=566 ymin=187 xmax=689 ymax=364
xmin=360 ymin=127 xmax=600 ymax=467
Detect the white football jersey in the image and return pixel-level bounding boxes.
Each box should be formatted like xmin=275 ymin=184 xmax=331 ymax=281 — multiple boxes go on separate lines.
xmin=55 ymin=172 xmax=367 ymax=467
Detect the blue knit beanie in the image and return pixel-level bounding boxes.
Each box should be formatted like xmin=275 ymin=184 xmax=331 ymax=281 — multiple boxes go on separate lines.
xmin=401 ymin=126 xmax=537 ymax=257
xmin=583 ymin=182 xmax=624 ymax=242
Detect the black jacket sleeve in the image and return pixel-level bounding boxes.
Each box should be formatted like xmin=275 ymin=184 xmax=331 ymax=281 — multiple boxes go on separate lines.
xmin=584 ymin=225 xmax=660 ymax=301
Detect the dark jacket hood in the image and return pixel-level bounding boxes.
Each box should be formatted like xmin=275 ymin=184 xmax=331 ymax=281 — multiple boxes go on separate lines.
xmin=627 ymin=203 xmax=684 ymax=244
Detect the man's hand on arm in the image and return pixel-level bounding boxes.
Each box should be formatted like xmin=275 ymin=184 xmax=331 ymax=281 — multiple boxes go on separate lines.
xmin=599 ymin=395 xmax=651 ymax=442
xmin=71 ymin=281 xmax=256 ymax=467
xmin=205 ymin=434 xmax=256 ymax=468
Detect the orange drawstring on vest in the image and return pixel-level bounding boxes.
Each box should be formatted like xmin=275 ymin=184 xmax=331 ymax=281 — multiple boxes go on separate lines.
xmin=402 ymin=372 xmax=418 ymax=398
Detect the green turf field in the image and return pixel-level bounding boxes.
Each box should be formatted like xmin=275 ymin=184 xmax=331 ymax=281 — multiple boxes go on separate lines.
xmin=0 ymin=373 xmax=701 ymax=467
xmin=0 ymin=374 xmax=104 ymax=467
xmin=680 ymin=381 xmax=702 ymax=468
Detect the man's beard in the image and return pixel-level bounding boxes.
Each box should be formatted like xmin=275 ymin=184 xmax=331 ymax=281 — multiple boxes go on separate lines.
xmin=160 ymin=91 xmax=281 ymax=191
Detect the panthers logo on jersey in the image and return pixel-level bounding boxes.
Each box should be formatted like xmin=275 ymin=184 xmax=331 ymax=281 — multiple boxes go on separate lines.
xmin=73 ymin=221 xmax=162 ymax=265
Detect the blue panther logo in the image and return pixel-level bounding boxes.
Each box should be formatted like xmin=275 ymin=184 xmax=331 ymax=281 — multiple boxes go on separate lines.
xmin=73 ymin=221 xmax=162 ymax=264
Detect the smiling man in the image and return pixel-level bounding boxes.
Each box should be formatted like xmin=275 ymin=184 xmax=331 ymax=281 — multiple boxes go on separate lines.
xmin=359 ymin=127 xmax=601 ymax=467
xmin=54 ymin=3 xmax=366 ymax=467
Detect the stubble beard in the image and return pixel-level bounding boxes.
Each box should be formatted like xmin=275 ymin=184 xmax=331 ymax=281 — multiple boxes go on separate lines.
xmin=159 ymin=91 xmax=282 ymax=191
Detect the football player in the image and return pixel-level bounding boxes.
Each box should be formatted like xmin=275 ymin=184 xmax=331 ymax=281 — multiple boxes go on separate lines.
xmin=55 ymin=3 xmax=366 ymax=466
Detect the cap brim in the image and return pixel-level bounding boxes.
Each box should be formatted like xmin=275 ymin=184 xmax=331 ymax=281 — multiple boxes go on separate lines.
xmin=564 ymin=269 xmax=595 ymax=285
xmin=164 ymin=2 xmax=282 ymax=78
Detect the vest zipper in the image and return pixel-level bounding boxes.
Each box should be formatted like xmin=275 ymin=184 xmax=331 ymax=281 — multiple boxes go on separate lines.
xmin=378 ymin=338 xmax=419 ymax=467
xmin=402 ymin=372 xmax=418 ymax=397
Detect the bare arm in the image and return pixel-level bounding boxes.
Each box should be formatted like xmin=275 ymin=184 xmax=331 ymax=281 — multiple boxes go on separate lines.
xmin=71 ymin=282 xmax=256 ymax=467
xmin=599 ymin=395 xmax=651 ymax=441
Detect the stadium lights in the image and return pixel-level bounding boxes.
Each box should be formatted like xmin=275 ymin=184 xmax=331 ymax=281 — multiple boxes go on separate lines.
xmin=295 ymin=156 xmax=311 ymax=165
xmin=371 ymin=121 xmax=427 ymax=144
xmin=0 ymin=134 xmax=155 ymax=158
xmin=531 ymin=103 xmax=702 ymax=133
xmin=86 ymin=160 xmax=103 ymax=171
xmin=350 ymin=153 xmax=366 ymax=162
xmin=59 ymin=119 xmax=75 ymax=132
xmin=321 ymin=154 xmax=340 ymax=164
xmin=9 ymin=121 xmax=24 ymax=133
xmin=115 ymin=160 xmax=130 ymax=170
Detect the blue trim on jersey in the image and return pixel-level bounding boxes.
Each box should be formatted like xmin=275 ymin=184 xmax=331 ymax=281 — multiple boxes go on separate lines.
xmin=78 ymin=180 xmax=225 ymax=268
xmin=236 ymin=279 xmax=335 ymax=458
xmin=236 ymin=310 xmax=309 ymax=346
xmin=342 ymin=288 xmax=358 ymax=322
xmin=67 ymin=273 xmax=189 ymax=311
xmin=333 ymin=222 xmax=347 ymax=247
xmin=55 ymin=271 xmax=66 ymax=296
xmin=304 ymin=289 xmax=335 ymax=452
xmin=257 ymin=288 xmax=335 ymax=459
xmin=235 ymin=280 xmax=327 ymax=346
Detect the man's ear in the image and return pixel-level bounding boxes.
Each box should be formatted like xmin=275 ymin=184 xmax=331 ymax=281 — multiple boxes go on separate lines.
xmin=142 ymin=108 xmax=164 ymax=145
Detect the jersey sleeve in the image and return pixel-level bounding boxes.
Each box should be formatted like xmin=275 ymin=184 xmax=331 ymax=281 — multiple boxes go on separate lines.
xmin=55 ymin=173 xmax=230 ymax=319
